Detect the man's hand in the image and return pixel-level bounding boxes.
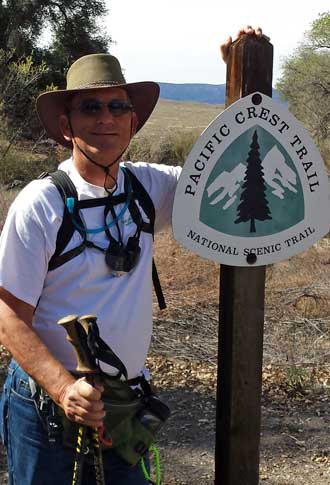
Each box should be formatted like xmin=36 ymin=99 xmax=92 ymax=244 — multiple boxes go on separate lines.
xmin=0 ymin=287 xmax=106 ymax=428
xmin=220 ymin=26 xmax=268 ymax=63
xmin=58 ymin=377 xmax=105 ymax=428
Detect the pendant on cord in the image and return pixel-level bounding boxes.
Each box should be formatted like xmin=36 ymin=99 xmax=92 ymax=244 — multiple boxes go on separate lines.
xmin=105 ymin=236 xmax=141 ymax=276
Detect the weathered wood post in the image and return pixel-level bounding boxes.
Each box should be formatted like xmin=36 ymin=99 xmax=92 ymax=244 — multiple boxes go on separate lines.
xmin=172 ymin=29 xmax=330 ymax=485
xmin=215 ymin=35 xmax=273 ymax=485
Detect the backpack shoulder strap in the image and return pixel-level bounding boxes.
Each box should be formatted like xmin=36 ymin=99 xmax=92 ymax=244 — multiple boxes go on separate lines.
xmin=39 ymin=169 xmax=78 ymax=200
xmin=39 ymin=170 xmax=85 ymax=271
xmin=122 ymin=167 xmax=166 ymax=310
xmin=122 ymin=167 xmax=155 ymax=232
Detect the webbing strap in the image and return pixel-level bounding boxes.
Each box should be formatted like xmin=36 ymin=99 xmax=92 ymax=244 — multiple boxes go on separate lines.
xmin=49 ymin=242 xmax=86 ymax=270
xmin=123 ymin=168 xmax=166 ymax=309
xmin=86 ymin=319 xmax=128 ymax=380
xmin=43 ymin=168 xmax=166 ymax=309
xmin=152 ymin=261 xmax=166 ymax=310
xmin=122 ymin=168 xmax=155 ymax=231
xmin=42 ymin=170 xmax=86 ymax=270
xmin=78 ymin=194 xmax=127 ymax=209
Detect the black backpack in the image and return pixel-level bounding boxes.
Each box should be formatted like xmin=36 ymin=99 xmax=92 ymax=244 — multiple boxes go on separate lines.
xmin=39 ymin=168 xmax=166 ymax=309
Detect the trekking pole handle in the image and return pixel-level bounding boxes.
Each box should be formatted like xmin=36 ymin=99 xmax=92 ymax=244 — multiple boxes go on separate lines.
xmin=77 ymin=315 xmax=105 ymax=389
xmin=58 ymin=314 xmax=97 ymax=374
xmin=78 ymin=314 xmax=97 ymax=335
xmin=58 ymin=314 xmax=105 ymax=485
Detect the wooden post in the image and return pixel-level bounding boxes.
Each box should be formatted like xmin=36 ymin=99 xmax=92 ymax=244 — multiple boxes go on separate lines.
xmin=215 ymin=35 xmax=273 ymax=485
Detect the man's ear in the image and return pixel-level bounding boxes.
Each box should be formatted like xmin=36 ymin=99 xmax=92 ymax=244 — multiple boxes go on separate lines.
xmin=59 ymin=114 xmax=73 ymax=142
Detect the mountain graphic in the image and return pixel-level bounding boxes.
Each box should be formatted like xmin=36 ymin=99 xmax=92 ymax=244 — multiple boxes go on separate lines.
xmin=207 ymin=145 xmax=297 ymax=210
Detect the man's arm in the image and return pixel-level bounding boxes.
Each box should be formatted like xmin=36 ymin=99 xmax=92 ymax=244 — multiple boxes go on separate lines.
xmin=0 ymin=287 xmax=105 ymax=428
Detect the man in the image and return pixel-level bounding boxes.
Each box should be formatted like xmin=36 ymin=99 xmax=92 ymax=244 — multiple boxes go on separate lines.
xmin=0 ymin=26 xmax=264 ymax=484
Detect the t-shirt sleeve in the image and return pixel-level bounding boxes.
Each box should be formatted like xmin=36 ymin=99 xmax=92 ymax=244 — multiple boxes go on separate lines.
xmin=124 ymin=162 xmax=182 ymax=233
xmin=0 ymin=180 xmax=63 ymax=306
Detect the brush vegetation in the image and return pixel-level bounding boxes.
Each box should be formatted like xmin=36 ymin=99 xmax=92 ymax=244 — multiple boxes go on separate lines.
xmin=0 ymin=98 xmax=224 ymax=185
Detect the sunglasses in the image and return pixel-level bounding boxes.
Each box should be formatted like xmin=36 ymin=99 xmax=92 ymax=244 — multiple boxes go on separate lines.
xmin=74 ymin=99 xmax=134 ymax=117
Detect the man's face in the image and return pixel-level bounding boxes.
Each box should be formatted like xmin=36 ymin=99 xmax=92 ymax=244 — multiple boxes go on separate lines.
xmin=60 ymin=87 xmax=138 ymax=164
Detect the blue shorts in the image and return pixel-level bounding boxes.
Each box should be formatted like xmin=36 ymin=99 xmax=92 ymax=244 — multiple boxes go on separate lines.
xmin=0 ymin=360 xmax=150 ymax=485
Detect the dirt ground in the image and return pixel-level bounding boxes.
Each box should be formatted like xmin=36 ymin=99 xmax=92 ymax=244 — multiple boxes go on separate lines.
xmin=148 ymin=233 xmax=330 ymax=484
xmin=0 ymin=231 xmax=330 ymax=484
xmin=150 ymin=361 xmax=330 ymax=484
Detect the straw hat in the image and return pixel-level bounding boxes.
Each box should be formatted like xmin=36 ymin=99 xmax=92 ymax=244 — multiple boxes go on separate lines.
xmin=36 ymin=53 xmax=160 ymax=149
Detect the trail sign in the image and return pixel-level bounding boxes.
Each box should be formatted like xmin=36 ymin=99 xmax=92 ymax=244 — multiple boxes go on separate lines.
xmin=173 ymin=91 xmax=330 ymax=266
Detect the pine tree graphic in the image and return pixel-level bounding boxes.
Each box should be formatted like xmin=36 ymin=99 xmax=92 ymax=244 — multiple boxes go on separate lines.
xmin=235 ymin=130 xmax=272 ymax=233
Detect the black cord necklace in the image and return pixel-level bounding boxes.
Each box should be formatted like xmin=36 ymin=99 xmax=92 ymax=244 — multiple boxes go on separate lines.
xmin=67 ymin=115 xmax=141 ymax=275
xmin=68 ymin=113 xmax=134 ymax=194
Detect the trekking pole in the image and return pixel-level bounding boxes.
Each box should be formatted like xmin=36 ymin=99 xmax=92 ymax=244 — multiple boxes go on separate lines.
xmin=58 ymin=314 xmax=105 ymax=485
xmin=78 ymin=315 xmax=107 ymax=484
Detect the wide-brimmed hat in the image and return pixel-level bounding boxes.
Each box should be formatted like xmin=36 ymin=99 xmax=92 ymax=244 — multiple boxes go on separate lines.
xmin=36 ymin=53 xmax=160 ymax=148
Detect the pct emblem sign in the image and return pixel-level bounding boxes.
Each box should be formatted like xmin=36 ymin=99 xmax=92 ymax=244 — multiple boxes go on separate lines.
xmin=172 ymin=92 xmax=330 ymax=266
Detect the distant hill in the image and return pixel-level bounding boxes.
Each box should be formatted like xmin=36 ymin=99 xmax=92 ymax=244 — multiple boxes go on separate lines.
xmin=158 ymin=82 xmax=283 ymax=105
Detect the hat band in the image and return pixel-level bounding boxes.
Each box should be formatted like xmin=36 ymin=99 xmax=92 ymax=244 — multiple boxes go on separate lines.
xmin=69 ymin=80 xmax=123 ymax=90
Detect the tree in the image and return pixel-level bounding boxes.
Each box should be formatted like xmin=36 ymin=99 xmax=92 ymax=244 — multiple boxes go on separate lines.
xmin=0 ymin=0 xmax=44 ymax=58
xmin=0 ymin=1 xmax=111 ymax=79
xmin=0 ymin=0 xmax=111 ymax=139
xmin=235 ymin=130 xmax=272 ymax=233
xmin=276 ymin=12 xmax=330 ymax=162
xmin=0 ymin=50 xmax=48 ymax=144
xmin=308 ymin=11 xmax=330 ymax=49
xmin=45 ymin=0 xmax=111 ymax=86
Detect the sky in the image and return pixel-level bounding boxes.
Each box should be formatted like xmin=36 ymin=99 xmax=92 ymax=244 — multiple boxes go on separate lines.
xmin=105 ymin=0 xmax=329 ymax=86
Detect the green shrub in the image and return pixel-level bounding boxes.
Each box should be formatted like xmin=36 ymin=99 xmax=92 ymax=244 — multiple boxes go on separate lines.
xmin=165 ymin=130 xmax=200 ymax=165
xmin=0 ymin=128 xmax=200 ymax=188
xmin=0 ymin=148 xmax=59 ymax=187
xmin=125 ymin=136 xmax=153 ymax=163
xmin=0 ymin=50 xmax=49 ymax=142
xmin=125 ymin=130 xmax=199 ymax=166
xmin=151 ymin=137 xmax=178 ymax=165
xmin=286 ymin=364 xmax=309 ymax=393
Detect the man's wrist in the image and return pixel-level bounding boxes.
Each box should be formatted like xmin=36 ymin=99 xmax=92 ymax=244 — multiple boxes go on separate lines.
xmin=52 ymin=375 xmax=76 ymax=407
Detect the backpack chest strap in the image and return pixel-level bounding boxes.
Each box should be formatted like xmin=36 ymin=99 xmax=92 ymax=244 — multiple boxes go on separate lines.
xmin=42 ymin=168 xmax=165 ymax=309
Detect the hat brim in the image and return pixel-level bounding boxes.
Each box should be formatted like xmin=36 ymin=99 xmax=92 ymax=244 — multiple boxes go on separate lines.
xmin=36 ymin=81 xmax=160 ymax=149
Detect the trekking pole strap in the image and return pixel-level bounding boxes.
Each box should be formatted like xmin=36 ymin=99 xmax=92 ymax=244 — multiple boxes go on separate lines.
xmin=140 ymin=445 xmax=161 ymax=485
xmin=84 ymin=317 xmax=128 ymax=380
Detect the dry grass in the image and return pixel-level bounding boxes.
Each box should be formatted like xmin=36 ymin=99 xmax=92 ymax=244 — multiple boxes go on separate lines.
xmin=149 ymin=230 xmax=330 ymax=483
xmin=152 ymin=230 xmax=330 ymax=381
xmin=124 ymin=99 xmax=224 ymax=165
xmin=0 ymin=96 xmax=329 ymax=377
xmin=138 ymin=98 xmax=224 ymax=142
xmin=0 ymin=186 xmax=19 ymax=231
xmin=0 ymin=99 xmax=329 ymax=484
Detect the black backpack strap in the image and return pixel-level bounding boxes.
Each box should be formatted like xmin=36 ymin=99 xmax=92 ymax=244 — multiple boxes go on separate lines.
xmin=40 ymin=167 xmax=166 ymax=309
xmin=122 ymin=167 xmax=155 ymax=233
xmin=123 ymin=167 xmax=166 ymax=310
xmin=152 ymin=260 xmax=166 ymax=310
xmin=40 ymin=170 xmax=86 ymax=271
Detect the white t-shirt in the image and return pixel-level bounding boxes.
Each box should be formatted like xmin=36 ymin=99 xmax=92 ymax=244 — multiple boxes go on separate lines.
xmin=0 ymin=159 xmax=181 ymax=378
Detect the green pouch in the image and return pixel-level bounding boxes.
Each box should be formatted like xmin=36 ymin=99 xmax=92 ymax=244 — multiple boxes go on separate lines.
xmin=59 ymin=376 xmax=169 ymax=466
xmin=101 ymin=391 xmax=170 ymax=465
xmin=60 ymin=376 xmax=142 ymax=449
xmin=114 ymin=416 xmax=155 ymax=465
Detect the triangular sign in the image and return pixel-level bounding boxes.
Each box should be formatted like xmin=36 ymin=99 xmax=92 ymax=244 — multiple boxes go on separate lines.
xmin=172 ymin=92 xmax=330 ymax=266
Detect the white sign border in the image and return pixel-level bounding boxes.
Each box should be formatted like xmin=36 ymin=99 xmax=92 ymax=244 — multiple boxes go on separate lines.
xmin=172 ymin=92 xmax=330 ymax=267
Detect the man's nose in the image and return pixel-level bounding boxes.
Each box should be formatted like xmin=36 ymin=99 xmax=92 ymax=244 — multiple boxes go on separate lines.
xmin=96 ymin=104 xmax=115 ymax=122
